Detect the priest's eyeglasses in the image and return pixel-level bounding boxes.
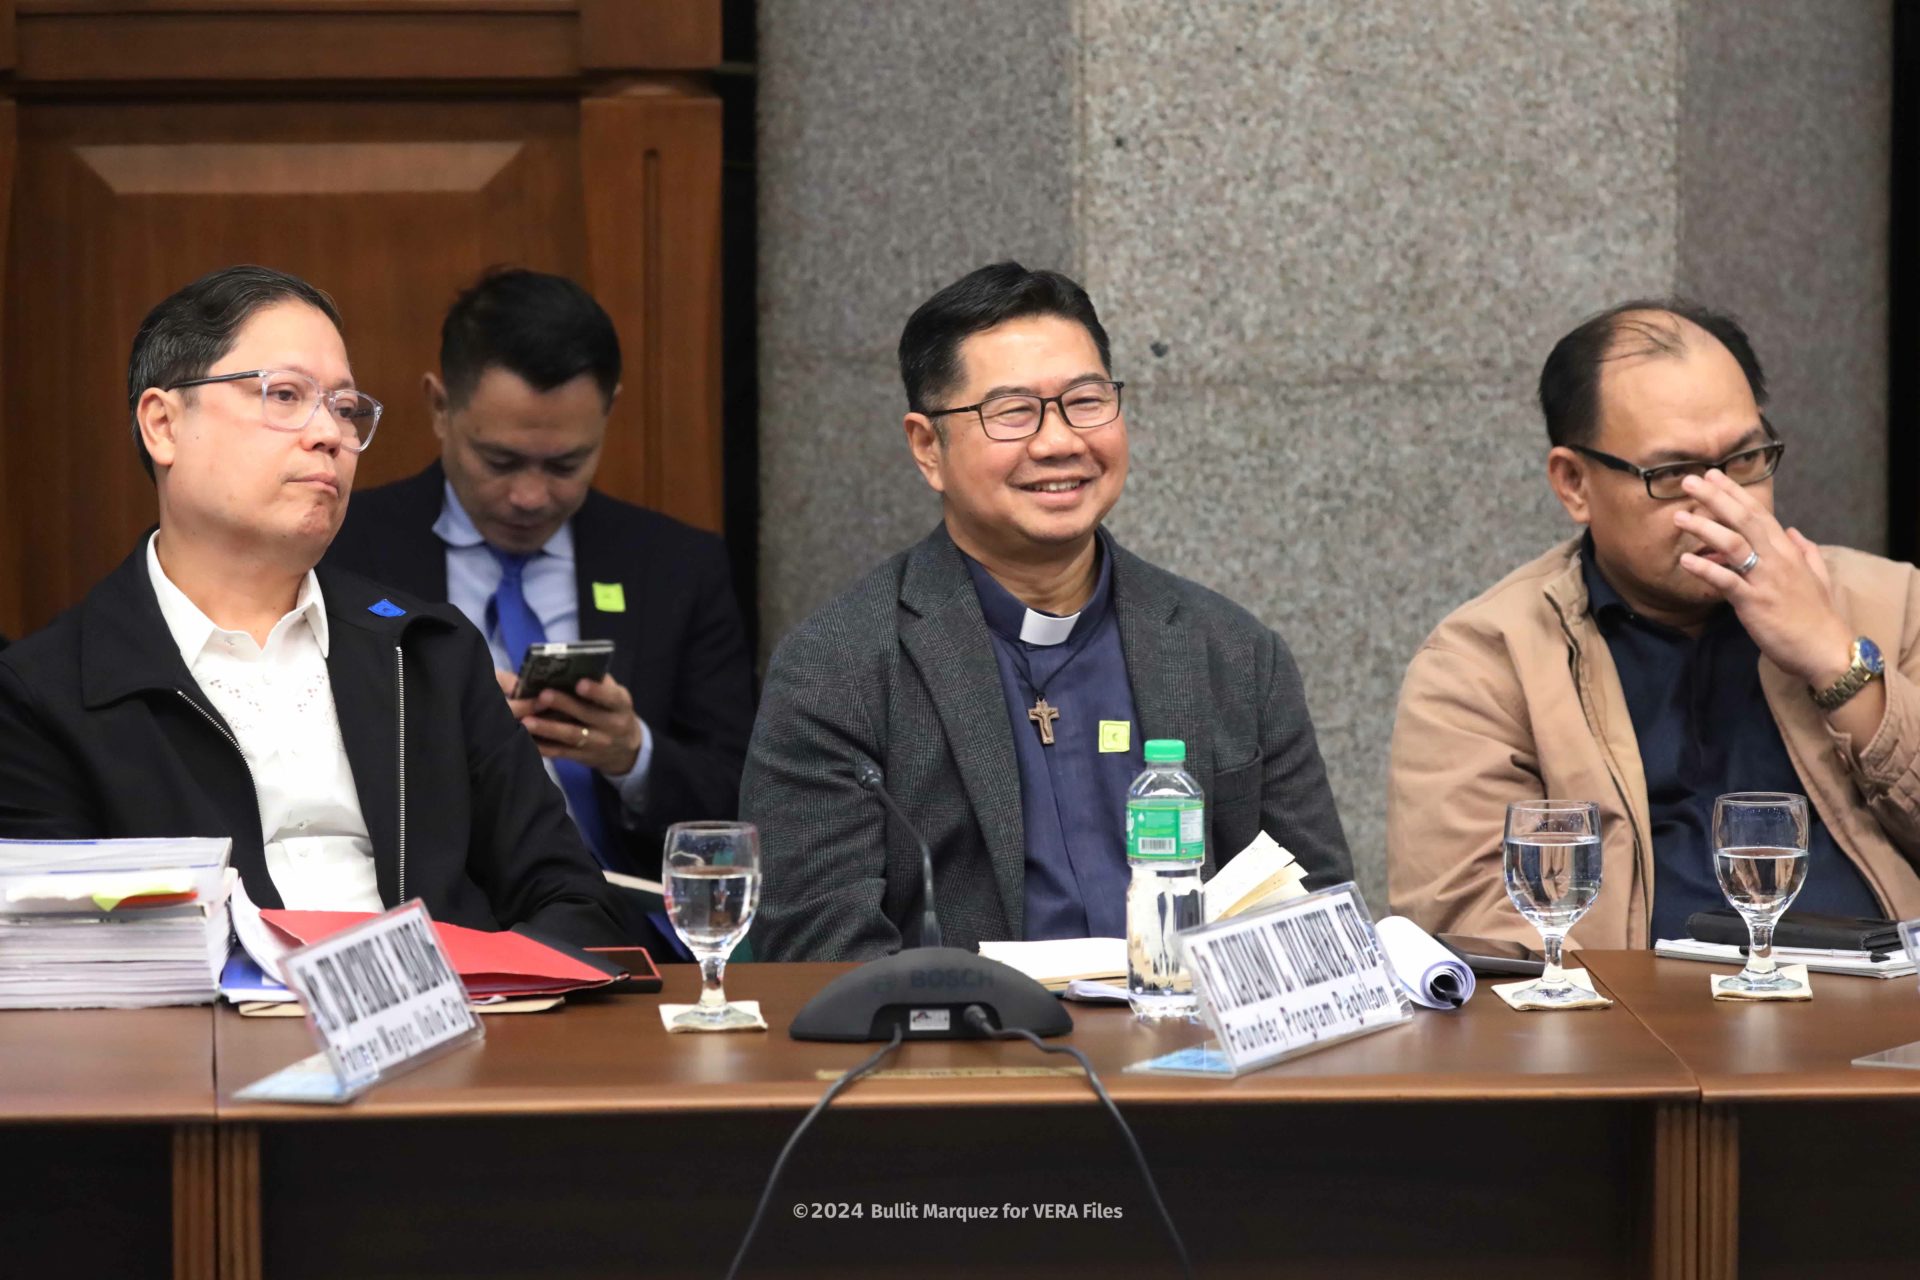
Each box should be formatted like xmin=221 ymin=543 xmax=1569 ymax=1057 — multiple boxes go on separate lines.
xmin=1570 ymin=428 xmax=1783 ymax=501
xmin=927 ymin=379 xmax=1125 ymax=442
xmin=167 ymin=369 xmax=383 ymax=452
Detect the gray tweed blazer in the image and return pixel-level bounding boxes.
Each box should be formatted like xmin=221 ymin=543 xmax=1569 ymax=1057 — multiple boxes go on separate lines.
xmin=742 ymin=524 xmax=1352 ymax=961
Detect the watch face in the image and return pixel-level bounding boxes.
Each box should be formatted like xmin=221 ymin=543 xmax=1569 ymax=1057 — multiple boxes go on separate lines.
xmin=1860 ymin=637 xmax=1885 ymax=674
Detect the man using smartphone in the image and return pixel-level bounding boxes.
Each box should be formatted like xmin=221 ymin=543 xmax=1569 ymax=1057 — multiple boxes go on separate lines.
xmin=327 ymin=270 xmax=757 ymax=877
xmin=0 ymin=266 xmax=626 ymax=947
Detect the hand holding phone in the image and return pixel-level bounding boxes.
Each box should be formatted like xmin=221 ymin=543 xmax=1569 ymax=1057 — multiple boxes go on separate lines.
xmin=508 ymin=640 xmax=642 ymax=776
xmin=513 ymin=640 xmax=616 ymax=701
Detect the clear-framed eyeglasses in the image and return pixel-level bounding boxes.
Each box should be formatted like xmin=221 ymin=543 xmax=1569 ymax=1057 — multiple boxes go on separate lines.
xmin=926 ymin=379 xmax=1125 ymax=442
xmin=166 ymin=368 xmax=383 ymax=452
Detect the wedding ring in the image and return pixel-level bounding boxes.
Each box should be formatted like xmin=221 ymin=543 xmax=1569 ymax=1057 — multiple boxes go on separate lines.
xmin=1734 ymin=550 xmax=1760 ymax=576
xmin=579 ymin=726 xmax=590 ymax=746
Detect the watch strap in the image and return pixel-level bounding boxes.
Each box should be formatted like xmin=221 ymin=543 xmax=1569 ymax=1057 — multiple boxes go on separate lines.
xmin=1811 ymin=639 xmax=1880 ymax=711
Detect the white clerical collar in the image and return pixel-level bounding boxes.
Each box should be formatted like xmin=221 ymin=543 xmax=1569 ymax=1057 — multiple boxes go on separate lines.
xmin=1019 ymin=608 xmax=1079 ymax=646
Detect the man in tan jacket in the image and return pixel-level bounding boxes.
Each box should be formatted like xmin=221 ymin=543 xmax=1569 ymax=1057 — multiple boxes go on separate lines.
xmin=1388 ymin=301 xmax=1920 ymax=949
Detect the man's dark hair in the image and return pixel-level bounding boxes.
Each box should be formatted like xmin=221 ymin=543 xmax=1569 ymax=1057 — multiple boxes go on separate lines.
xmin=1538 ymin=299 xmax=1769 ymax=448
xmin=897 ymin=262 xmax=1112 ymax=416
xmin=439 ymin=268 xmax=622 ymax=411
xmin=126 ymin=265 xmax=343 ymax=481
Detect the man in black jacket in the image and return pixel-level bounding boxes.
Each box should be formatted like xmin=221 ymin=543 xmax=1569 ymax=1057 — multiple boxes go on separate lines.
xmin=326 ymin=269 xmax=755 ymax=877
xmin=0 ymin=266 xmax=625 ymax=948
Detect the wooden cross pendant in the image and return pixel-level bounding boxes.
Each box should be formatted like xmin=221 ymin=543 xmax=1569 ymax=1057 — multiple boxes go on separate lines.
xmin=1028 ymin=696 xmax=1060 ymax=746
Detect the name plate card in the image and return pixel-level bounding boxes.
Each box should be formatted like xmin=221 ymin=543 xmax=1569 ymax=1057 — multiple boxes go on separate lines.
xmin=236 ymin=901 xmax=482 ymax=1104
xmin=1171 ymin=883 xmax=1412 ymax=1077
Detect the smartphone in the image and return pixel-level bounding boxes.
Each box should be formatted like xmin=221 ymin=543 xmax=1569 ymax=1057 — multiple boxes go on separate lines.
xmin=1435 ymin=933 xmax=1547 ymax=977
xmin=513 ymin=639 xmax=615 ymax=700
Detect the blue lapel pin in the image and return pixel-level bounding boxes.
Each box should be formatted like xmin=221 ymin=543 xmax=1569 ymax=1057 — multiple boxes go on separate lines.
xmin=368 ymin=599 xmax=407 ymax=618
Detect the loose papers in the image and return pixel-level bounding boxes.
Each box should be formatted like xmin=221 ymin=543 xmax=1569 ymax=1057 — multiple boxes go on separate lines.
xmin=978 ymin=832 xmax=1313 ymax=998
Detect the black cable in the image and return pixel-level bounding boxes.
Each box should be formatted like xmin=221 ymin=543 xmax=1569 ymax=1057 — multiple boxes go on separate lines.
xmin=963 ymin=1005 xmax=1195 ymax=1280
xmin=725 ymin=1024 xmax=906 ymax=1280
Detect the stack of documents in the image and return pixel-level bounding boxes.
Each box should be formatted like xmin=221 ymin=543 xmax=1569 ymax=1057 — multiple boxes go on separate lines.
xmin=0 ymin=838 xmax=234 ymax=1009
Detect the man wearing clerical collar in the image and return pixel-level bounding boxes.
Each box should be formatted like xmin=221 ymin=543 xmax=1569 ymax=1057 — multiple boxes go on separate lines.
xmin=745 ymin=262 xmax=1351 ymax=960
xmin=0 ymin=266 xmax=625 ymax=947
xmin=1387 ymin=300 xmax=1920 ymax=948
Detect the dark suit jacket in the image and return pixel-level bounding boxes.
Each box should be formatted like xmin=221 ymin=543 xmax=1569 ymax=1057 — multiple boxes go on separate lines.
xmin=325 ymin=461 xmax=757 ymax=873
xmin=742 ymin=524 xmax=1353 ymax=961
xmin=0 ymin=544 xmax=627 ymax=948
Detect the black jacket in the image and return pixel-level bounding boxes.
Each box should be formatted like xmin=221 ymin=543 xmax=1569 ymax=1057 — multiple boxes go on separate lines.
xmin=325 ymin=462 xmax=757 ymax=873
xmin=0 ymin=543 xmax=627 ymax=948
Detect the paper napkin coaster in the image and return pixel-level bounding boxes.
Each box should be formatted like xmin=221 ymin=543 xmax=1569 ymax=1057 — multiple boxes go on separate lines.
xmin=660 ymin=1000 xmax=769 ymax=1032
xmin=1492 ymin=968 xmax=1614 ymax=1011
xmin=1710 ymin=963 xmax=1813 ymax=1001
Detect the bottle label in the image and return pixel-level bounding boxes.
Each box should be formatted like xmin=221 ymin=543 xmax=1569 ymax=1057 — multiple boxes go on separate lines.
xmin=1127 ymin=798 xmax=1204 ymax=861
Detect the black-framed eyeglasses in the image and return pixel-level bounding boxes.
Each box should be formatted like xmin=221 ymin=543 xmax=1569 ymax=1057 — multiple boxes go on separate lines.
xmin=166 ymin=368 xmax=383 ymax=453
xmin=925 ymin=380 xmax=1125 ymax=442
xmin=1571 ymin=425 xmax=1784 ymax=500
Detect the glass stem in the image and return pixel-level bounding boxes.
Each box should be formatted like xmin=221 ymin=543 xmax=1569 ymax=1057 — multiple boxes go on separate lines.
xmin=1540 ymin=933 xmax=1569 ymax=988
xmin=697 ymin=954 xmax=728 ymax=1010
xmin=1747 ymin=919 xmax=1777 ymax=976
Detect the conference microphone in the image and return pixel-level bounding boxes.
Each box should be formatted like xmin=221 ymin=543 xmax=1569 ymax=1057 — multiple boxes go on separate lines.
xmin=854 ymin=762 xmax=942 ymax=949
xmin=788 ymin=762 xmax=1071 ymax=1042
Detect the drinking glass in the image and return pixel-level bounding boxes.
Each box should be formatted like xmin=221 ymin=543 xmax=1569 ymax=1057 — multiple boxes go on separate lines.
xmin=1712 ymin=792 xmax=1810 ymax=994
xmin=663 ymin=822 xmax=762 ymax=1029
xmin=1503 ymin=800 xmax=1604 ymax=1005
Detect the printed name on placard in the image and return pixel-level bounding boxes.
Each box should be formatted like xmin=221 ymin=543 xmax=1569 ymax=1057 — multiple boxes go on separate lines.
xmin=280 ymin=902 xmax=480 ymax=1090
xmin=1181 ymin=884 xmax=1408 ymax=1074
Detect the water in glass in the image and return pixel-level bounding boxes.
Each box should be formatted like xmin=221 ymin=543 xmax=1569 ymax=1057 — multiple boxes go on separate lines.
xmin=662 ymin=822 xmax=762 ymax=1029
xmin=1504 ymin=833 xmax=1603 ymax=932
xmin=1712 ymin=792 xmax=1810 ymax=994
xmin=665 ymin=864 xmax=757 ymax=954
xmin=1501 ymin=800 xmax=1603 ymax=1005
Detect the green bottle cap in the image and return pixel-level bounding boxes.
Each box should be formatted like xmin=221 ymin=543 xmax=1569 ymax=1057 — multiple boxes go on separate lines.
xmin=1142 ymin=739 xmax=1186 ymax=764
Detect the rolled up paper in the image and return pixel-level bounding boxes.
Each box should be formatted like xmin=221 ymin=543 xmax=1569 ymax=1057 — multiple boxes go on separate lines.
xmin=1375 ymin=915 xmax=1476 ymax=1009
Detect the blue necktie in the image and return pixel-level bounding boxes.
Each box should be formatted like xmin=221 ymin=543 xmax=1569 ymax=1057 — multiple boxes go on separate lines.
xmin=486 ymin=547 xmax=619 ymax=871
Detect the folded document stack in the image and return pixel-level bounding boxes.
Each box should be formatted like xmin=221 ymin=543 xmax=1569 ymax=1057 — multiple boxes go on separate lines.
xmin=0 ymin=838 xmax=234 ymax=1009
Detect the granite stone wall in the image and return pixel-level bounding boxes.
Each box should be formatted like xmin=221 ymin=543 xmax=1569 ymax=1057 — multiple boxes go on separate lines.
xmin=758 ymin=0 xmax=1891 ymax=910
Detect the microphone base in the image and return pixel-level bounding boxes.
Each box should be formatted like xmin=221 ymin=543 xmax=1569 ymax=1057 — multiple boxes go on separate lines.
xmin=789 ymin=947 xmax=1073 ymax=1042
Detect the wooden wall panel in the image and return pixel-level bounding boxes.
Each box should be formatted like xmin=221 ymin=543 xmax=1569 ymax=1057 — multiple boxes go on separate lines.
xmin=16 ymin=11 xmax=581 ymax=83
xmin=0 ymin=1 xmax=725 ymax=637
xmin=4 ymin=100 xmax=604 ymax=628
xmin=0 ymin=97 xmax=15 ymax=639
xmin=580 ymin=0 xmax=722 ymax=71
xmin=581 ymin=87 xmax=724 ymax=533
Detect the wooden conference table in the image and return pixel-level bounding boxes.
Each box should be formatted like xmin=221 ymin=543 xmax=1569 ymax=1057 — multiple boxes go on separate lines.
xmin=5 ymin=955 xmax=1919 ymax=1279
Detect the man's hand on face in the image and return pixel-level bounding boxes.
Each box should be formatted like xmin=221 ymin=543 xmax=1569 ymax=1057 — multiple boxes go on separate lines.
xmin=1674 ymin=469 xmax=1855 ymax=687
xmin=493 ymin=669 xmax=645 ymax=775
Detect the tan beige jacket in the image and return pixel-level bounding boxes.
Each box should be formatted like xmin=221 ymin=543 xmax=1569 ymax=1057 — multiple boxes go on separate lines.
xmin=1387 ymin=538 xmax=1920 ymax=949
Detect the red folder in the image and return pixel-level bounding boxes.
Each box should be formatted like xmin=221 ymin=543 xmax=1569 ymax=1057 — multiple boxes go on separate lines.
xmin=261 ymin=910 xmax=621 ymax=998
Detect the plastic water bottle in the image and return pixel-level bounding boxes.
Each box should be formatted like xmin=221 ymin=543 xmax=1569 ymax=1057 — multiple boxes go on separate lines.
xmin=1126 ymin=738 xmax=1205 ymax=1020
